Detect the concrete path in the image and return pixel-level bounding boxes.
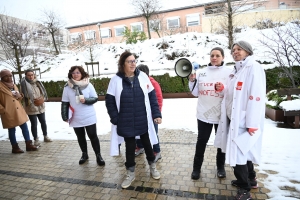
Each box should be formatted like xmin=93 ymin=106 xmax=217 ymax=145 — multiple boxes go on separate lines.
xmin=0 ymin=129 xmax=269 ymax=200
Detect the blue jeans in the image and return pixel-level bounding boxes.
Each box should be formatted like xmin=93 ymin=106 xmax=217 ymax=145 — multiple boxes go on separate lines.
xmin=8 ymin=123 xmax=31 ymax=145
xmin=136 ymin=121 xmax=160 ymax=153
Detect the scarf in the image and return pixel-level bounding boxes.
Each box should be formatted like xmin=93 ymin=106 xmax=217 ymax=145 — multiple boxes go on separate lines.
xmin=20 ymin=77 xmax=48 ymax=106
xmin=1 ymin=80 xmax=14 ymax=90
xmin=67 ymin=78 xmax=89 ymax=97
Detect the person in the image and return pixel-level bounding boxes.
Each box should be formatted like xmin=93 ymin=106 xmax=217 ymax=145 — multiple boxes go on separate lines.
xmin=188 ymin=47 xmax=232 ymax=180
xmin=20 ymin=69 xmax=52 ymax=146
xmin=0 ymin=69 xmax=38 ymax=153
xmin=61 ymin=66 xmax=105 ymax=166
xmin=214 ymin=41 xmax=266 ymax=200
xmin=135 ymin=64 xmax=163 ymax=162
xmin=105 ymin=51 xmax=162 ymax=189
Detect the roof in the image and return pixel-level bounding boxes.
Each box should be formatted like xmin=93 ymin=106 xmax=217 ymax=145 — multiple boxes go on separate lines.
xmin=65 ymin=1 xmax=226 ymax=29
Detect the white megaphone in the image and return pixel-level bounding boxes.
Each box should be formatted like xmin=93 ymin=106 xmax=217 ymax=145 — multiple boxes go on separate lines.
xmin=174 ymin=57 xmax=200 ymax=78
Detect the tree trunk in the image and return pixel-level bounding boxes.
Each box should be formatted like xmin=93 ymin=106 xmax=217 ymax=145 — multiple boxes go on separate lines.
xmin=146 ymin=18 xmax=151 ymax=39
xmin=14 ymin=46 xmax=22 ymax=81
xmin=227 ymin=0 xmax=234 ymax=49
xmin=51 ymin=32 xmax=59 ymax=55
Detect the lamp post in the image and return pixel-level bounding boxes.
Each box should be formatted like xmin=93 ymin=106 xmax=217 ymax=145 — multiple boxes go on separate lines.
xmin=97 ymin=23 xmax=102 ymax=44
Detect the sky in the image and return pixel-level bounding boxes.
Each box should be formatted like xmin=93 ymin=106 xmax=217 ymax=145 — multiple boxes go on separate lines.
xmin=0 ymin=18 xmax=300 ymax=199
xmin=0 ymin=0 xmax=214 ymax=27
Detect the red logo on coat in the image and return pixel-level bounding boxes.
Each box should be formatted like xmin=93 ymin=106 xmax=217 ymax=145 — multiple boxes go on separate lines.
xmin=236 ymin=82 xmax=243 ymax=90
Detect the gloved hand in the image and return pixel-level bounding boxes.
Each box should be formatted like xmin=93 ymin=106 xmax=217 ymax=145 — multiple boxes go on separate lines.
xmin=13 ymin=91 xmax=22 ymax=99
xmin=247 ymin=128 xmax=258 ymax=136
xmin=215 ymin=82 xmax=224 ymax=92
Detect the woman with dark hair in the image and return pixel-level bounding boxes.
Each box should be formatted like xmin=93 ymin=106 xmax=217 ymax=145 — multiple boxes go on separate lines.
xmin=135 ymin=64 xmax=163 ymax=163
xmin=20 ymin=69 xmax=52 ymax=146
xmin=61 ymin=66 xmax=105 ymax=166
xmin=188 ymin=47 xmax=232 ymax=180
xmin=214 ymin=41 xmax=266 ymax=200
xmin=105 ymin=51 xmax=162 ymax=189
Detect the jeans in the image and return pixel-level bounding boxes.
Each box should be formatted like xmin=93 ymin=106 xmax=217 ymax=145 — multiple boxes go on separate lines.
xmin=28 ymin=112 xmax=48 ymax=140
xmin=136 ymin=121 xmax=160 ymax=153
xmin=124 ymin=132 xmax=155 ymax=169
xmin=193 ymin=119 xmax=225 ymax=171
xmin=8 ymin=123 xmax=31 ymax=145
xmin=233 ymin=161 xmax=256 ymax=191
xmin=73 ymin=124 xmax=101 ymax=155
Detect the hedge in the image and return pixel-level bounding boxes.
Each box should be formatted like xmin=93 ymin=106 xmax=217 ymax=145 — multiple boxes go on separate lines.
xmin=41 ymin=67 xmax=300 ymax=97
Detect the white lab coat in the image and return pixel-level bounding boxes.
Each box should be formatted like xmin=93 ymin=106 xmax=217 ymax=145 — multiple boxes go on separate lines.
xmin=107 ymin=72 xmax=158 ymax=156
xmin=214 ymin=56 xmax=266 ymax=166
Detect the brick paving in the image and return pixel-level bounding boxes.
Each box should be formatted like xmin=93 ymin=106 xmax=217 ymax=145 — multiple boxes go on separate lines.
xmin=0 ymin=129 xmax=269 ymax=200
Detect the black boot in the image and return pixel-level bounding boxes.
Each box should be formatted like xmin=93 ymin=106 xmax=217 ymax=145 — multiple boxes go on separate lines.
xmin=79 ymin=152 xmax=89 ymax=164
xmin=216 ymin=148 xmax=226 ymax=178
xmin=191 ymin=156 xmax=203 ymax=180
xmin=96 ymin=153 xmax=105 ymax=166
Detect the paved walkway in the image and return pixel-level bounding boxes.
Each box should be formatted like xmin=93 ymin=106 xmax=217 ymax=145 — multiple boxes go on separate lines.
xmin=0 ymin=129 xmax=269 ymax=200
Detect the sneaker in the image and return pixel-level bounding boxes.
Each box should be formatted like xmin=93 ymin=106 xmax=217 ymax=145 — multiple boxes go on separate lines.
xmin=217 ymin=168 xmax=226 ymax=178
xmin=135 ymin=147 xmax=144 ymax=156
xmin=34 ymin=138 xmax=41 ymax=146
xmin=121 ymin=170 xmax=135 ymax=189
xmin=191 ymin=170 xmax=200 ymax=180
xmin=234 ymin=188 xmax=252 ymax=200
xmin=150 ymin=162 xmax=160 ymax=179
xmin=231 ymin=178 xmax=258 ymax=189
xmin=154 ymin=152 xmax=162 ymax=162
xmin=44 ymin=136 xmax=52 ymax=142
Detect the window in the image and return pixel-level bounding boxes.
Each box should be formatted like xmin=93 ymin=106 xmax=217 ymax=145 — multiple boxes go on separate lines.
xmin=84 ymin=30 xmax=96 ymax=40
xmin=114 ymin=25 xmax=126 ymax=36
xmin=149 ymin=20 xmax=161 ymax=32
xmin=186 ymin=13 xmax=200 ymax=26
xmin=167 ymin=17 xmax=180 ymax=29
xmin=130 ymin=22 xmax=143 ymax=32
xmin=69 ymin=33 xmax=82 ymax=43
xmin=100 ymin=28 xmax=111 ymax=38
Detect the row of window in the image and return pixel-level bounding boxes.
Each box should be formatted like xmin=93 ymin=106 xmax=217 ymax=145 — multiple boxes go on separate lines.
xmin=69 ymin=13 xmax=201 ymax=42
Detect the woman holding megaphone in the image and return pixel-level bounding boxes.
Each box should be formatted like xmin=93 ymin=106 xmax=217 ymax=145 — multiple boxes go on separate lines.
xmin=188 ymin=47 xmax=231 ymax=180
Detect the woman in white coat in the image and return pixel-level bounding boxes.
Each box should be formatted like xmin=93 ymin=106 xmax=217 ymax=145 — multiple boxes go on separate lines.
xmin=188 ymin=47 xmax=232 ymax=180
xmin=214 ymin=41 xmax=266 ymax=200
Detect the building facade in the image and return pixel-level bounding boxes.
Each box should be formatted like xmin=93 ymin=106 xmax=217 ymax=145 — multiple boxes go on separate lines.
xmin=65 ymin=0 xmax=300 ymax=47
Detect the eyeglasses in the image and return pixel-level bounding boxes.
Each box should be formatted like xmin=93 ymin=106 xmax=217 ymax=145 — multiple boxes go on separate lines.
xmin=72 ymin=72 xmax=81 ymax=75
xmin=126 ymin=60 xmax=136 ymax=64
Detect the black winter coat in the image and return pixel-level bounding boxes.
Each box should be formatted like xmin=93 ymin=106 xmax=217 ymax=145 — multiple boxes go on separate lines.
xmin=105 ymin=69 xmax=161 ymax=138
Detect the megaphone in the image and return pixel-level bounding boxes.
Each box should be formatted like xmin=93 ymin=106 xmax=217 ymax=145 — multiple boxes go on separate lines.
xmin=174 ymin=58 xmax=199 ymax=78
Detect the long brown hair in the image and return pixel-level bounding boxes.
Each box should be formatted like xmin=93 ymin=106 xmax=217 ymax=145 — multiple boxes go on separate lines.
xmin=118 ymin=51 xmax=133 ymax=74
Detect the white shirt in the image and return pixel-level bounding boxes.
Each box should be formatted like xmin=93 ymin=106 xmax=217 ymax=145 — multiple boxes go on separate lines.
xmin=62 ymin=83 xmax=98 ymax=128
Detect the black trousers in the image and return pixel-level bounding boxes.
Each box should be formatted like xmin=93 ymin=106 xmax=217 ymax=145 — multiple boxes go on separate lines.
xmin=124 ymin=132 xmax=155 ymax=169
xmin=73 ymin=124 xmax=101 ymax=155
xmin=193 ymin=119 xmax=225 ymax=171
xmin=233 ymin=161 xmax=256 ymax=191
xmin=28 ymin=112 xmax=47 ymax=140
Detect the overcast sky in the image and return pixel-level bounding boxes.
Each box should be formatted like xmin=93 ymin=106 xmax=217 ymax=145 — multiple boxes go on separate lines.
xmin=0 ymin=0 xmax=215 ymax=27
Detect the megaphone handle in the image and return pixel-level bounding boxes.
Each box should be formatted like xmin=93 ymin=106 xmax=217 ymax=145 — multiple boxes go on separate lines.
xmin=191 ymin=79 xmax=197 ymax=91
xmin=181 ymin=77 xmax=186 ymax=87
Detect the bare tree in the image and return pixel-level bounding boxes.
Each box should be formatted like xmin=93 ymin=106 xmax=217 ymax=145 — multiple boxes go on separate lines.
xmin=40 ymin=9 xmax=65 ymax=55
xmin=131 ymin=0 xmax=162 ymax=39
xmin=0 ymin=14 xmax=34 ymax=81
xmin=204 ymin=0 xmax=265 ymax=48
xmin=259 ymin=20 xmax=300 ymax=88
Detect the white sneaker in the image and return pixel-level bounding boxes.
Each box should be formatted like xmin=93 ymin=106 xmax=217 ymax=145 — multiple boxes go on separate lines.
xmin=44 ymin=136 xmax=52 ymax=142
xmin=34 ymin=138 xmax=40 ymax=146
xmin=154 ymin=152 xmax=162 ymax=162
xmin=150 ymin=162 xmax=160 ymax=179
xmin=121 ymin=170 xmax=135 ymax=189
xmin=135 ymin=147 xmax=144 ymax=156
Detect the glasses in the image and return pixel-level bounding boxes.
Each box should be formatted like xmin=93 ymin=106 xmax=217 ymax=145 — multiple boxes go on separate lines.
xmin=72 ymin=72 xmax=81 ymax=75
xmin=126 ymin=60 xmax=136 ymax=64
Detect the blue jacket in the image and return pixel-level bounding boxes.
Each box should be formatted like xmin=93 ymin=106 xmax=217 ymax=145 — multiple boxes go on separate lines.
xmin=105 ymin=69 xmax=161 ymax=138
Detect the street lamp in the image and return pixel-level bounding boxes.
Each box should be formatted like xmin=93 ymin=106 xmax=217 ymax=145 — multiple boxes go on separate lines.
xmin=96 ymin=23 xmax=102 ymax=44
